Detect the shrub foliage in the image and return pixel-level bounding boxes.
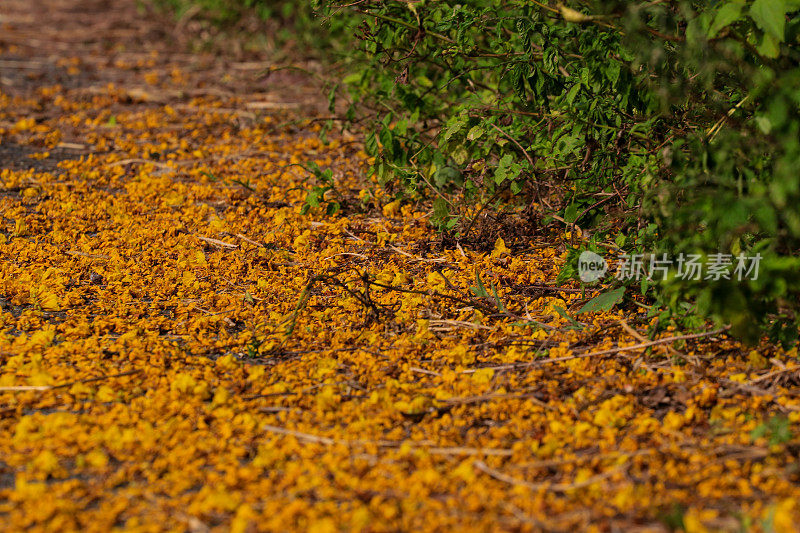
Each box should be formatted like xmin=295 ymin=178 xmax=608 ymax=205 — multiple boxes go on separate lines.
xmin=154 ymin=0 xmax=800 ymax=344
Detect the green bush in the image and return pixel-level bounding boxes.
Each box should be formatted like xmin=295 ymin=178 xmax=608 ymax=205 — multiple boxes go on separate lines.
xmin=320 ymin=0 xmax=800 ymax=345
xmin=146 ymin=0 xmax=350 ymax=56
xmin=150 ymin=0 xmax=277 ymax=25
xmin=150 ymin=0 xmax=800 ymax=344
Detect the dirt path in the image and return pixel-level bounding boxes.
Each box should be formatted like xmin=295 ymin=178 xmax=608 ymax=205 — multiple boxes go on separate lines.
xmin=2 ymin=1 xmax=799 ymax=531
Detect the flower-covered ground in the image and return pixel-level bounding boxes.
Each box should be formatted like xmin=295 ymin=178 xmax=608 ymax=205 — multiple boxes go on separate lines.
xmin=1 ymin=1 xmax=799 ymax=531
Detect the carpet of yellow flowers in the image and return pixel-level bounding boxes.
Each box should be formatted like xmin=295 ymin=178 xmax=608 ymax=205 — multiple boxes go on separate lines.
xmin=2 ymin=1 xmax=800 ymax=531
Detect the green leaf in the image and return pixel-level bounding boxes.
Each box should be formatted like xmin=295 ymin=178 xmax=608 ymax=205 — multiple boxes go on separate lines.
xmin=364 ymin=132 xmax=378 ymax=156
xmin=342 ymin=72 xmax=362 ymax=85
xmin=433 ymin=166 xmax=460 ymax=188
xmin=305 ymin=186 xmax=327 ymax=209
xmin=577 ymin=287 xmax=625 ymax=314
xmin=565 ymin=83 xmax=581 ymax=105
xmin=471 ymin=271 xmax=489 ymax=298
xmin=379 ymin=127 xmax=394 ymax=157
xmin=442 ymin=116 xmax=467 ymax=144
xmin=491 ymin=283 xmax=507 ymax=313
xmin=756 ymin=31 xmax=781 ymax=58
xmin=305 ymin=161 xmax=321 ymax=175
xmin=327 ymin=85 xmax=337 ymax=113
xmin=605 ymin=62 xmax=620 ymax=86
xmin=580 ymin=67 xmax=590 ymax=88
xmin=564 ymin=202 xmax=579 ymax=223
xmin=709 ymin=1 xmax=744 ymax=37
xmin=754 ymin=115 xmax=772 ymax=134
xmin=750 ymin=0 xmax=786 ymax=42
xmin=415 ymin=75 xmax=434 ymax=88
xmin=511 ymin=63 xmax=528 ymax=99
xmin=466 ymin=125 xmax=484 ymax=141
xmin=552 ymin=305 xmax=583 ymax=330
xmin=451 ymin=144 xmax=469 ymax=166
xmin=326 ymin=202 xmax=340 ymax=216
xmin=494 ymin=154 xmax=514 ymax=185
xmin=432 ymin=197 xmax=450 ymax=223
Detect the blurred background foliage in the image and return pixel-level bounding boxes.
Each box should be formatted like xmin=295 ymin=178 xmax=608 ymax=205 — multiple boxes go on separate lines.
xmin=147 ymin=0 xmax=349 ymax=57
xmin=148 ymin=0 xmax=800 ymax=346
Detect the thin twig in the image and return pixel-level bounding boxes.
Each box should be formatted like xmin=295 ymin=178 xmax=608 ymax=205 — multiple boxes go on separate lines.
xmin=474 ymin=460 xmax=622 ymax=492
xmin=263 ymin=424 xmax=513 ymax=456
xmin=462 ymin=326 xmax=730 ymax=372
xmin=233 ymin=233 xmax=267 ymax=248
xmin=105 ymin=158 xmax=172 ymax=169
xmin=196 ymin=235 xmax=238 ymax=249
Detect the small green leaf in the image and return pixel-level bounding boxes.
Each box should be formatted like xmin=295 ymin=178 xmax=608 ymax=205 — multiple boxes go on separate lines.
xmin=491 ymin=283 xmax=507 ymax=313
xmin=552 ymin=305 xmax=583 ymax=329
xmin=754 ymin=115 xmax=772 ymax=134
xmin=756 ymin=31 xmax=781 ymax=58
xmin=471 ymin=271 xmax=490 ymax=298
xmin=467 ymin=125 xmax=485 ymax=141
xmin=494 ymin=154 xmax=514 ymax=185
xmin=750 ymin=0 xmax=786 ymax=42
xmin=564 ymin=202 xmax=579 ymax=223
xmin=415 ymin=75 xmax=434 ymax=88
xmin=342 ymin=72 xmax=362 ymax=85
xmin=433 ymin=166 xmax=461 ymax=188
xmin=379 ymin=127 xmax=394 ymax=157
xmin=605 ymin=62 xmax=620 ymax=86
xmin=451 ymin=144 xmax=469 ymax=166
xmin=432 ymin=198 xmax=451 ymax=228
xmin=709 ymin=0 xmax=744 ymax=37
xmin=565 ymin=83 xmax=581 ymax=105
xmin=577 ymin=287 xmax=626 ymax=314
xmin=442 ymin=116 xmax=467 ymax=144
xmin=364 ymin=132 xmax=378 ymax=156
xmin=580 ymin=67 xmax=590 ymax=88
xmin=326 ymin=202 xmax=340 ymax=216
